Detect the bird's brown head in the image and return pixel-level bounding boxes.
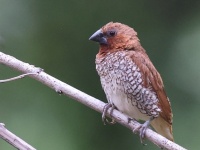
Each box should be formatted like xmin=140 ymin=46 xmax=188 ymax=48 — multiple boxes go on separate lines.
xmin=89 ymin=22 xmax=141 ymax=54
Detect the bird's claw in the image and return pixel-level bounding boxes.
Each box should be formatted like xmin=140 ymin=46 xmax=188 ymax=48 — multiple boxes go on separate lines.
xmin=132 ymin=117 xmax=153 ymax=144
xmin=132 ymin=124 xmax=147 ymax=144
xmin=105 ymin=118 xmax=116 ymax=125
xmin=102 ymin=103 xmax=111 ymax=124
xmin=139 ymin=124 xmax=148 ymax=144
xmin=102 ymin=103 xmax=116 ymax=125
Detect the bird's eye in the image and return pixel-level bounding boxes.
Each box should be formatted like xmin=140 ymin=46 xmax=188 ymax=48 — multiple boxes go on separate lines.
xmin=107 ymin=30 xmax=116 ymax=37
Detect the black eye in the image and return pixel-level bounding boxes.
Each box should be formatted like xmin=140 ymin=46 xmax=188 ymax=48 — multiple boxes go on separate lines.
xmin=107 ymin=30 xmax=116 ymax=37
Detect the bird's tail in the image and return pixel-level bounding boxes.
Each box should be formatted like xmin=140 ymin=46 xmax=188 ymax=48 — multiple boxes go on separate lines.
xmin=151 ymin=116 xmax=174 ymax=141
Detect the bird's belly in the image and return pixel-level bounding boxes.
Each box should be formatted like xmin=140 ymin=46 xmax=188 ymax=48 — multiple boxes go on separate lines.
xmin=97 ymin=51 xmax=160 ymax=121
xmin=103 ymin=83 xmax=150 ymax=121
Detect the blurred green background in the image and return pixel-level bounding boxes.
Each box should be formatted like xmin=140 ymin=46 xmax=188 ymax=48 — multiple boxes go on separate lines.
xmin=0 ymin=0 xmax=200 ymax=149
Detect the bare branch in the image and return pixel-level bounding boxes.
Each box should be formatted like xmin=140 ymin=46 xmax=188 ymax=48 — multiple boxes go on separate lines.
xmin=0 ymin=52 xmax=187 ymax=150
xmin=0 ymin=72 xmax=39 ymax=83
xmin=0 ymin=123 xmax=36 ymax=150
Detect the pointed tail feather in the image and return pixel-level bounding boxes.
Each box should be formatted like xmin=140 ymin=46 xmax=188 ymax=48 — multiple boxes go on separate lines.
xmin=151 ymin=116 xmax=174 ymax=141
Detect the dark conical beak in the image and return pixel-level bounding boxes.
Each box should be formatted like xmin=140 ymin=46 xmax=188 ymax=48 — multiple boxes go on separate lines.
xmin=89 ymin=29 xmax=107 ymax=45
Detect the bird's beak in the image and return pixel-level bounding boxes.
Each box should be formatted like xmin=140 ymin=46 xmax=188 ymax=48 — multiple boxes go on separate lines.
xmin=89 ymin=29 xmax=108 ymax=45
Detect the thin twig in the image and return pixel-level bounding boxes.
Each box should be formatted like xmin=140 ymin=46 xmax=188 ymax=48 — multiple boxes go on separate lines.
xmin=0 ymin=52 xmax=187 ymax=150
xmin=0 ymin=123 xmax=36 ymax=150
xmin=0 ymin=72 xmax=39 ymax=83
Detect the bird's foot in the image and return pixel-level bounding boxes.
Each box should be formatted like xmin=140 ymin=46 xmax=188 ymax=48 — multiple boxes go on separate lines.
xmin=102 ymin=103 xmax=116 ymax=125
xmin=132 ymin=117 xmax=154 ymax=144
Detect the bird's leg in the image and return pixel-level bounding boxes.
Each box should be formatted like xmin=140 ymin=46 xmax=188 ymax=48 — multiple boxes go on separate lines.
xmin=102 ymin=103 xmax=116 ymax=125
xmin=133 ymin=117 xmax=154 ymax=144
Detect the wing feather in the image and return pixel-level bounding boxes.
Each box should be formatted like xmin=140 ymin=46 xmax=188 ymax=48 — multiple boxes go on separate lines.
xmin=129 ymin=50 xmax=173 ymax=125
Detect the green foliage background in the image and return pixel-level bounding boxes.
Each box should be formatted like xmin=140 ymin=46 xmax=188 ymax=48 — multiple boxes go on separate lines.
xmin=0 ymin=0 xmax=200 ymax=149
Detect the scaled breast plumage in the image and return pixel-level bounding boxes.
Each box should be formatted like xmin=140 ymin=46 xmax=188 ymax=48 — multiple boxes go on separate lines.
xmin=96 ymin=51 xmax=161 ymax=118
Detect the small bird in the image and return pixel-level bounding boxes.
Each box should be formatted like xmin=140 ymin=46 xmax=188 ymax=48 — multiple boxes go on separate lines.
xmin=89 ymin=22 xmax=173 ymax=142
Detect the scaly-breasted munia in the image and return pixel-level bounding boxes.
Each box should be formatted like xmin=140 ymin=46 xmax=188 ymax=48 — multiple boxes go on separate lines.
xmin=89 ymin=22 xmax=173 ymax=142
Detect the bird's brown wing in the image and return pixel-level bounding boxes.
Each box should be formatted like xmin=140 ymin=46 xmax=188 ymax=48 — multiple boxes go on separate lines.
xmin=130 ymin=50 xmax=173 ymax=125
